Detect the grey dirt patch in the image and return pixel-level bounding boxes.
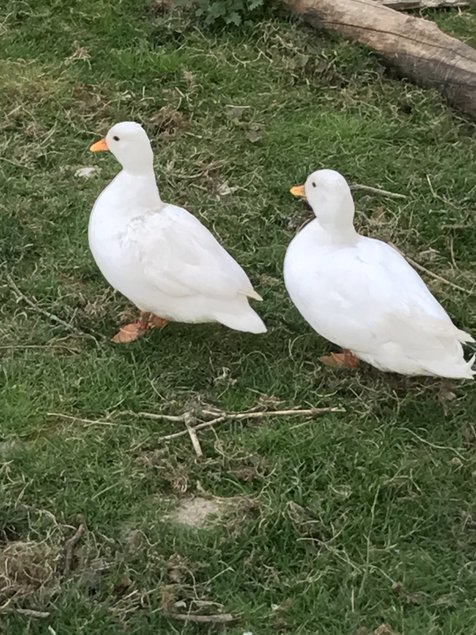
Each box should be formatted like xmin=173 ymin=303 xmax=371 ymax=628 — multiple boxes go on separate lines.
xmin=166 ymin=495 xmax=260 ymax=530
xmin=167 ymin=497 xmax=227 ymax=529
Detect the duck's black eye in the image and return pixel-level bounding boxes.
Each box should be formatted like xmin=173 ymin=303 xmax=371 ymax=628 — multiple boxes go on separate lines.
xmin=312 ymin=181 xmax=316 ymax=188
xmin=113 ymin=135 xmax=120 ymax=141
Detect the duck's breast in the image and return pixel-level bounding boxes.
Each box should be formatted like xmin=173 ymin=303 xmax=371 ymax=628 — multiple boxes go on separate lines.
xmin=284 ymin=224 xmax=365 ymax=347
xmin=88 ymin=179 xmax=160 ymax=308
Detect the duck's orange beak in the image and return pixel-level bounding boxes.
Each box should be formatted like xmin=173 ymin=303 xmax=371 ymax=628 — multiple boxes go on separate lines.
xmin=90 ymin=138 xmax=109 ymax=152
xmin=290 ymin=184 xmax=305 ymax=198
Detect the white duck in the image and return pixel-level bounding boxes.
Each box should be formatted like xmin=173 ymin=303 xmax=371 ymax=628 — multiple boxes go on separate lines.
xmin=88 ymin=121 xmax=266 ymax=343
xmin=284 ymin=169 xmax=475 ymax=378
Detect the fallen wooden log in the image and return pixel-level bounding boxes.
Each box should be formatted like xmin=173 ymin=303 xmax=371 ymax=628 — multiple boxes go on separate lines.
xmin=380 ymin=0 xmax=469 ymax=9
xmin=283 ymin=0 xmax=476 ymax=119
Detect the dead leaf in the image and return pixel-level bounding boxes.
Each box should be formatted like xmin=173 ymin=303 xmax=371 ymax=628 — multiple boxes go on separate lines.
xmin=124 ymin=529 xmax=143 ymax=554
xmin=438 ymin=382 xmax=457 ymax=404
xmin=229 ymin=466 xmax=260 ymax=483
xmin=151 ymin=0 xmax=172 ymax=14
xmin=258 ymin=274 xmax=280 ymax=288
xmin=150 ymin=105 xmax=187 ymax=138
xmin=392 ymin=581 xmax=427 ymax=605
xmin=226 ymin=105 xmax=249 ymax=120
xmin=74 ymin=166 xmax=100 ymax=179
xmin=183 ymin=70 xmax=196 ymax=85
xmin=434 ymin=593 xmax=457 ymax=607
xmin=246 ymin=126 xmax=262 ymax=143
xmin=374 ymin=624 xmax=394 ymax=635
xmin=464 ymin=423 xmax=476 ymax=450
xmin=370 ymin=206 xmax=386 ymax=224
xmin=66 ymin=43 xmax=90 ymax=63
xmin=287 ymin=501 xmax=329 ymax=540
xmin=217 ymin=182 xmax=238 ymax=197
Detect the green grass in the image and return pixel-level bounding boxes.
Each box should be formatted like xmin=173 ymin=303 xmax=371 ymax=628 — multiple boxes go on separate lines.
xmin=1 ymin=1 xmax=476 ymax=633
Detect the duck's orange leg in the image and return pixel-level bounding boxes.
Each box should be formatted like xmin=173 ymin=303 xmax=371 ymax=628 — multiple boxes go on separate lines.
xmin=111 ymin=311 xmax=168 ymax=344
xmin=320 ymin=349 xmax=359 ymax=369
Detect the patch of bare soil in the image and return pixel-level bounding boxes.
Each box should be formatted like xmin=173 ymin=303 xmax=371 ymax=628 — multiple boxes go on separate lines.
xmin=167 ymin=495 xmax=259 ymax=529
xmin=167 ymin=496 xmax=227 ymax=528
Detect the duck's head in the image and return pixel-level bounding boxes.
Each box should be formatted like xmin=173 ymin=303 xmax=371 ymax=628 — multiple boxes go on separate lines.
xmin=90 ymin=121 xmax=153 ymax=173
xmin=290 ymin=169 xmax=356 ymax=235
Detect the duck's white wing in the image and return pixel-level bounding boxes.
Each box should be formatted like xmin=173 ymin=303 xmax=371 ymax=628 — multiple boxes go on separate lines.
xmin=309 ymin=237 xmax=472 ymax=353
xmin=139 ymin=205 xmax=260 ymax=301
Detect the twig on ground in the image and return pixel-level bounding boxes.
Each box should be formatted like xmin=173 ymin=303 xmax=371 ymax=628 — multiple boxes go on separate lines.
xmin=48 ymin=405 xmax=344 ymax=454
xmin=184 ymin=414 xmax=203 ymax=458
xmin=392 ymin=249 xmax=474 ymax=296
xmin=165 ymin=611 xmax=237 ymax=624
xmin=134 ymin=411 xmax=189 ymax=422
xmin=6 ymin=272 xmax=103 ymax=342
xmin=290 ymin=418 xmax=327 ymax=430
xmin=63 ymin=522 xmax=86 ymax=575
xmin=155 ymin=406 xmax=345 ymax=443
xmin=351 ymin=183 xmax=407 ymax=199
xmin=1 ymin=608 xmax=50 ymax=618
xmin=401 ymin=427 xmax=465 ymax=459
xmin=0 ymin=343 xmax=81 ymax=353
xmin=406 ymin=256 xmax=473 ymax=296
xmin=46 ymin=412 xmax=142 ymax=431
xmin=47 ymin=412 xmax=114 ymax=425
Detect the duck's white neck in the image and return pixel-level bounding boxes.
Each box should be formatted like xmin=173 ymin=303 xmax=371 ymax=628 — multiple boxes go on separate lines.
xmin=120 ymin=157 xmax=154 ymax=176
xmin=309 ymin=192 xmax=358 ymax=245
xmin=94 ymin=168 xmax=163 ymax=223
xmin=314 ymin=221 xmax=358 ymax=245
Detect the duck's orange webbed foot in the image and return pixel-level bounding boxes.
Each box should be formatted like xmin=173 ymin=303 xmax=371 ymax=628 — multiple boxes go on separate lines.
xmin=111 ymin=311 xmax=168 ymax=344
xmin=149 ymin=315 xmax=168 ymax=330
xmin=111 ymin=310 xmax=150 ymax=344
xmin=111 ymin=322 xmax=143 ymax=344
xmin=320 ymin=349 xmax=359 ymax=369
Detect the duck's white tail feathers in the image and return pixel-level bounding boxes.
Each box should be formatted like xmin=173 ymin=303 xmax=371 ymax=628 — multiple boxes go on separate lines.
xmin=455 ymin=327 xmax=475 ymax=344
xmin=420 ymin=353 xmax=475 ymax=379
xmin=384 ymin=313 xmax=475 ymax=379
xmin=414 ymin=334 xmax=475 ymax=379
xmin=243 ymin=288 xmax=263 ymax=302
xmin=422 ymin=322 xmax=475 ymax=378
xmin=214 ymin=301 xmax=266 ymax=334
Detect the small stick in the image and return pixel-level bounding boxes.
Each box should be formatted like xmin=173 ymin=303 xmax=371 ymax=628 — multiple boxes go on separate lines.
xmin=185 ymin=416 xmax=203 ymax=458
xmin=46 ymin=412 xmax=142 ymax=431
xmin=63 ymin=522 xmax=86 ymax=575
xmin=404 ymin=255 xmax=474 ymax=297
xmin=158 ymin=407 xmax=345 ymax=442
xmin=47 ymin=412 xmax=114 ymax=425
xmin=6 ymin=272 xmax=102 ymax=341
xmin=133 ymin=411 xmax=188 ymax=422
xmin=2 ymin=608 xmax=50 ymax=618
xmin=401 ymin=427 xmax=465 ymax=460
xmin=0 ymin=344 xmax=81 ymax=353
xmin=290 ymin=418 xmax=326 ymax=430
xmin=165 ymin=612 xmax=237 ymax=624
xmin=351 ymin=183 xmax=407 ymax=200
xmin=48 ymin=406 xmax=344 ymax=454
